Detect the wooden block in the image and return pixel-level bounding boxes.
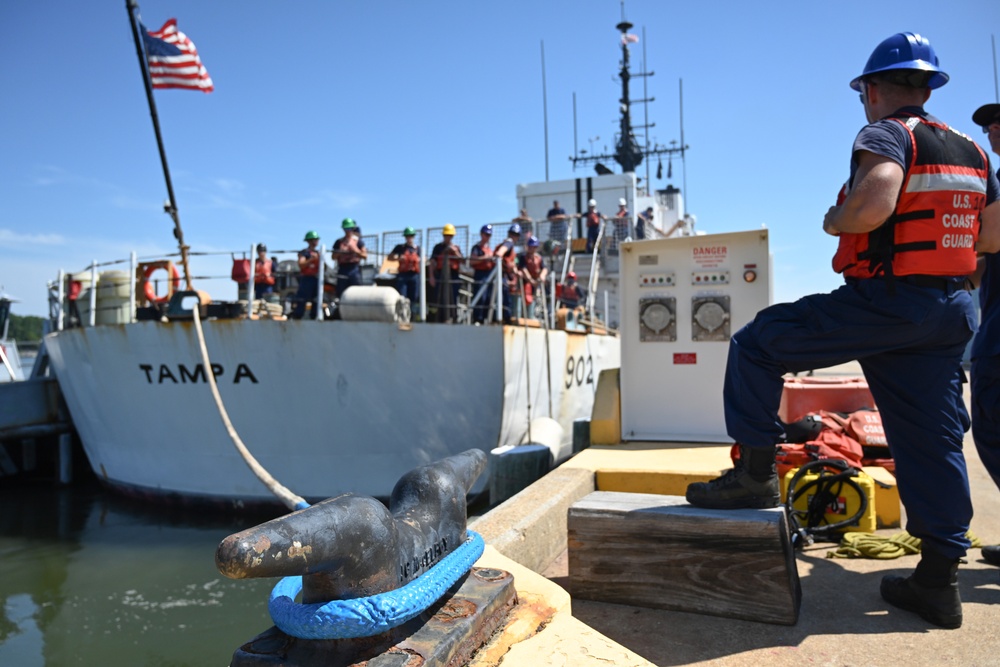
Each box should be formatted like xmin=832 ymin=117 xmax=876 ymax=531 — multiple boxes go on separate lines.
xmin=568 ymin=491 xmax=801 ymax=625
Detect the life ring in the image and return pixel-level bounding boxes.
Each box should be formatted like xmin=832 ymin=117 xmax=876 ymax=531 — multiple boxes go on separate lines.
xmin=142 ymin=262 xmax=181 ymax=304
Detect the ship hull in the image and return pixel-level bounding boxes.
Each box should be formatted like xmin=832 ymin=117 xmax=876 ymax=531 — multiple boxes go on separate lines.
xmin=43 ymin=319 xmax=618 ymax=506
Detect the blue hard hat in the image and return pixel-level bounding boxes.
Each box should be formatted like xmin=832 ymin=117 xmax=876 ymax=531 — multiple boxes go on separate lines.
xmin=850 ymin=32 xmax=948 ymax=91
xmin=527 ymin=235 xmax=540 ymax=248
xmin=509 ymin=223 xmax=522 ymax=236
xmin=480 ymin=224 xmax=493 ymax=235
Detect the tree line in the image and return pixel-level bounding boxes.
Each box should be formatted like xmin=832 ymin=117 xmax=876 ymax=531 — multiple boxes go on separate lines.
xmin=6 ymin=314 xmax=44 ymax=342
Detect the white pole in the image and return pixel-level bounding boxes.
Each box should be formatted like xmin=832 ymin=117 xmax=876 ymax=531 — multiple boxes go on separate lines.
xmin=419 ymin=230 xmax=427 ymax=322
xmin=89 ymin=261 xmax=97 ymax=327
xmin=247 ymin=243 xmax=256 ymax=318
xmin=129 ymin=252 xmax=137 ymax=323
xmin=57 ymin=269 xmax=65 ymax=331
xmin=549 ymin=270 xmax=557 ymax=329
xmin=604 ymin=290 xmax=609 ymax=327
xmin=317 ymin=244 xmax=325 ymax=322
xmin=495 ymin=258 xmax=503 ymax=323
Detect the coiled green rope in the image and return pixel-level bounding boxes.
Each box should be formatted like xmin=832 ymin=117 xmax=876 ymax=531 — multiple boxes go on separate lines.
xmin=827 ymin=530 xmax=982 ymax=559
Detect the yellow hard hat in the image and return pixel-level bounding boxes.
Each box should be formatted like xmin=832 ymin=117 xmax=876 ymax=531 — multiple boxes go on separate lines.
xmin=443 ymin=224 xmax=456 ymax=236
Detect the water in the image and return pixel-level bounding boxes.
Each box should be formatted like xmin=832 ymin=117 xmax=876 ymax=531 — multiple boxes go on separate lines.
xmin=0 ymin=478 xmax=283 ymax=666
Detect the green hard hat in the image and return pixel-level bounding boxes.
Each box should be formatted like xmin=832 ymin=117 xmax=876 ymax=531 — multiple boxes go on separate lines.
xmin=304 ymin=230 xmax=320 ymax=241
xmin=341 ymin=218 xmax=358 ymax=230
xmin=403 ymin=226 xmax=417 ymax=237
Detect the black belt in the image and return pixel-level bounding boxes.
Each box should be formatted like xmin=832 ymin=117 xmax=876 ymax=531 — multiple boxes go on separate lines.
xmin=895 ymin=275 xmax=967 ymax=292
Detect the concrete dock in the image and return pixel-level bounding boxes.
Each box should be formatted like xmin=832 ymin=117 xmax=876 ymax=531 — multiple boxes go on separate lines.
xmin=469 ymin=365 xmax=1000 ymax=667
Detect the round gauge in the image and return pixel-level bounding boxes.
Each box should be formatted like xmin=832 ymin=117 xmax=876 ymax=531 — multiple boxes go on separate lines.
xmin=641 ymin=302 xmax=673 ymax=333
xmin=693 ymin=301 xmax=727 ymax=332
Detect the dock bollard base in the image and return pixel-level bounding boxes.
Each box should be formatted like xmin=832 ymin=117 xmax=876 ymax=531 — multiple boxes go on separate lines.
xmin=230 ymin=567 xmax=517 ymax=667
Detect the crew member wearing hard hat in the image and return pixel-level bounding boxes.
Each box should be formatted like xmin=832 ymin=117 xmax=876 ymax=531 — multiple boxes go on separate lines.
xmin=577 ymin=199 xmax=606 ymax=253
xmin=332 ymin=218 xmax=368 ymax=298
xmin=429 ymin=224 xmax=462 ymax=322
xmin=387 ymin=227 xmax=421 ymax=306
xmin=559 ymin=270 xmax=584 ymax=310
xmin=292 ymin=230 xmax=322 ymax=319
xmin=685 ymin=33 xmax=1000 ymax=629
xmin=516 ymin=235 xmax=548 ymax=314
xmin=968 ymin=102 xmax=1000 ymax=569
xmin=612 ymin=198 xmax=631 ymax=243
xmin=469 ymin=224 xmax=495 ymax=324
xmin=493 ymin=223 xmax=522 ymax=322
xmin=253 ymin=243 xmax=275 ymax=301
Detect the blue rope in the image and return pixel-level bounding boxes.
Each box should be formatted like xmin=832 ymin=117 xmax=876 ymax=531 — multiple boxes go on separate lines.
xmin=268 ymin=530 xmax=485 ymax=640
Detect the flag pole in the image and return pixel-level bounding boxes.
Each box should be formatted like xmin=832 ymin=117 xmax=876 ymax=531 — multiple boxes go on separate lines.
xmin=125 ymin=0 xmax=193 ymax=291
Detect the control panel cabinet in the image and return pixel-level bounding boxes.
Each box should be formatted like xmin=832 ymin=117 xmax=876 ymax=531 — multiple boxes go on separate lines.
xmin=619 ymin=230 xmax=772 ymax=442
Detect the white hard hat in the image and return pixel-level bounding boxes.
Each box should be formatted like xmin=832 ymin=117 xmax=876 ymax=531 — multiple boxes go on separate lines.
xmin=588 ymin=199 xmax=596 ymax=207
xmin=619 ymin=198 xmax=627 ymax=206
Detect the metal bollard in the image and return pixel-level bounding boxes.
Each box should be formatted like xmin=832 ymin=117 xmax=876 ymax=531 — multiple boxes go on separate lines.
xmin=219 ymin=449 xmax=516 ymax=667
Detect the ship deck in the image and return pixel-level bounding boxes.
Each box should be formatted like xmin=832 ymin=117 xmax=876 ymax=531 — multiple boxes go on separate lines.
xmin=470 ymin=362 xmax=1000 ymax=666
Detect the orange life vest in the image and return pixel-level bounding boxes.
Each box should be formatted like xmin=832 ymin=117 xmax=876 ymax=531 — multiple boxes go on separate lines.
xmin=254 ymin=258 xmax=275 ymax=285
xmin=470 ymin=241 xmax=494 ymax=271
xmin=495 ymin=240 xmax=517 ymax=275
xmin=584 ymin=211 xmax=601 ymax=228
xmin=833 ymin=113 xmax=990 ymax=279
xmin=299 ymin=249 xmax=320 ymax=276
xmin=432 ymin=244 xmax=461 ymax=273
xmin=397 ymin=245 xmax=421 ymax=273
xmin=520 ymin=252 xmax=543 ymax=279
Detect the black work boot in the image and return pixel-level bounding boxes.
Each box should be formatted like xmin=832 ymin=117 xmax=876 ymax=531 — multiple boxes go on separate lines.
xmin=880 ymin=548 xmax=962 ymax=629
xmin=685 ymin=445 xmax=780 ymax=509
xmin=982 ymin=545 xmax=1000 ymax=566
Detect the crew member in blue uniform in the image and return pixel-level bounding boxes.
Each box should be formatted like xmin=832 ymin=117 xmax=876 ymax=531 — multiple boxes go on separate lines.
xmin=969 ymin=102 xmax=1000 ymax=567
xmin=387 ymin=227 xmax=421 ymax=306
xmin=685 ymin=33 xmax=1000 ymax=629
xmin=292 ymin=230 xmax=321 ymax=319
xmin=332 ymin=218 xmax=367 ymax=298
xmin=469 ymin=224 xmax=495 ymax=323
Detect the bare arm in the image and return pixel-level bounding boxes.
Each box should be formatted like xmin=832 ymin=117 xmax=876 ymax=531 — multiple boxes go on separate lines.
xmin=823 ymin=151 xmax=903 ymax=236
xmin=976 ymin=200 xmax=1000 ymax=254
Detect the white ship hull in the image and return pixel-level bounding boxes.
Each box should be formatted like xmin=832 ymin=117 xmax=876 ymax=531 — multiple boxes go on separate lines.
xmin=43 ymin=319 xmax=618 ymax=505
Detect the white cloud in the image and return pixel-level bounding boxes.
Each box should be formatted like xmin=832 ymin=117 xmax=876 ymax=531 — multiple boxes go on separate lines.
xmin=0 ymin=229 xmax=66 ymax=246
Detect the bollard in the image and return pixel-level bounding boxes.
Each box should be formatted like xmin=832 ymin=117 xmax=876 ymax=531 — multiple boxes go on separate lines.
xmin=219 ymin=449 xmax=517 ymax=667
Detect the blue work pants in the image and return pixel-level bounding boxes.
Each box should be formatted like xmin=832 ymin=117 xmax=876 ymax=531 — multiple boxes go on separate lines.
xmin=291 ymin=275 xmax=319 ymax=320
xmin=972 ymin=355 xmax=1000 ymax=492
xmin=337 ymin=265 xmax=361 ymax=298
xmin=396 ymin=272 xmax=419 ymax=306
xmin=724 ymin=278 xmax=976 ymax=559
xmin=472 ymin=269 xmax=493 ymax=323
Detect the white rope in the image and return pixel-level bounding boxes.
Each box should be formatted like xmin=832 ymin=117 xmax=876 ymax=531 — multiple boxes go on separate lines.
xmin=191 ymin=304 xmax=307 ymax=510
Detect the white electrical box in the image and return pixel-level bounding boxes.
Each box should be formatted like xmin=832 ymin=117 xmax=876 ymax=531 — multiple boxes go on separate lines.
xmin=619 ymin=230 xmax=772 ymax=442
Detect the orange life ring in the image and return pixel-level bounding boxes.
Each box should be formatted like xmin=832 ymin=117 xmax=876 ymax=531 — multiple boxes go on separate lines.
xmin=143 ymin=262 xmax=181 ymax=304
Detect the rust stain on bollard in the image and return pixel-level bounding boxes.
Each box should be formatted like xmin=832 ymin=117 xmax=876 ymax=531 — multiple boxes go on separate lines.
xmin=287 ymin=541 xmax=312 ymax=560
xmin=432 ymin=598 xmax=477 ymax=622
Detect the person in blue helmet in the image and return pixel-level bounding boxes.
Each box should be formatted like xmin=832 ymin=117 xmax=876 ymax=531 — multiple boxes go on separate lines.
xmin=685 ymin=33 xmax=1000 ymax=629
xmin=516 ymin=235 xmax=548 ymax=316
xmin=968 ymin=102 xmax=1000 ymax=568
xmin=469 ymin=224 xmax=495 ymax=324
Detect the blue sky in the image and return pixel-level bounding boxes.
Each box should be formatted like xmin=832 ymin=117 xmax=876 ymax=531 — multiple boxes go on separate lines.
xmin=1 ymin=0 xmax=998 ymax=316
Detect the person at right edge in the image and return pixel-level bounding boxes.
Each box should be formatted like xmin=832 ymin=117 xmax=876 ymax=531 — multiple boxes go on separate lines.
xmin=969 ymin=102 xmax=1000 ymax=568
xmin=685 ymin=33 xmax=1000 ymax=630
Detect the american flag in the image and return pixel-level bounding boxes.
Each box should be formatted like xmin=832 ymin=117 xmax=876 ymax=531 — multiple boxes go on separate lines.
xmin=141 ymin=19 xmax=214 ymax=92
xmin=621 ymin=33 xmax=639 ymax=45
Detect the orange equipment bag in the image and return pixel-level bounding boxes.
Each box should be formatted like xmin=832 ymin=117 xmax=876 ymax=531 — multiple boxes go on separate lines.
xmin=231 ymin=258 xmax=251 ymax=283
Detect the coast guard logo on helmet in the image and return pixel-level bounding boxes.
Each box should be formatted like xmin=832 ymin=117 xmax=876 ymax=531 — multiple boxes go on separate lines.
xmin=527 ymin=235 xmax=540 ymax=247
xmin=480 ymin=224 xmax=493 ymax=235
xmin=509 ymin=223 xmax=522 ymax=236
xmin=850 ymin=32 xmax=949 ymax=91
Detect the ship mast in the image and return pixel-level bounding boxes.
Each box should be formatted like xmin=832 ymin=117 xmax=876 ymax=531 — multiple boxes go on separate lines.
xmin=570 ymin=18 xmax=686 ymax=181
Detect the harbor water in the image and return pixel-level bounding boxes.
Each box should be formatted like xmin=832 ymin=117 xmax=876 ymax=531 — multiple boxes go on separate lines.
xmin=0 ymin=476 xmax=282 ymax=666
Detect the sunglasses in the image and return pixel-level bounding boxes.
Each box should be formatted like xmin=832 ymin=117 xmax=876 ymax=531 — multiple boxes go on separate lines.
xmin=983 ymin=117 xmax=1000 ymax=133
